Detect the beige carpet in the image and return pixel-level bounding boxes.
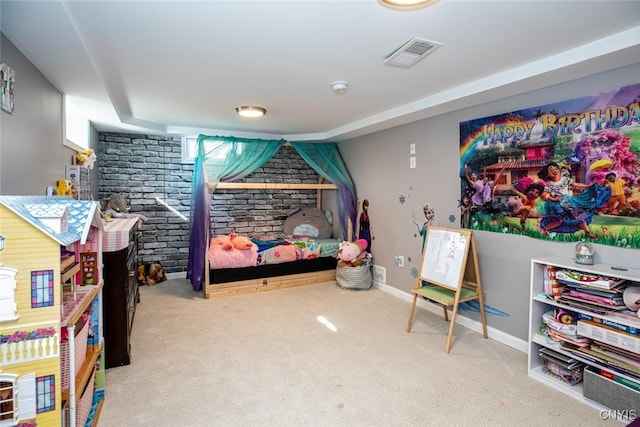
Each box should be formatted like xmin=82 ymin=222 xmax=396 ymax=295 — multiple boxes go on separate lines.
xmin=99 ymin=279 xmax=622 ymax=426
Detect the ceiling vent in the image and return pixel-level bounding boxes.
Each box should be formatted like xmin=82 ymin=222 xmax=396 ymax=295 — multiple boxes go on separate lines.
xmin=384 ymin=37 xmax=442 ymax=68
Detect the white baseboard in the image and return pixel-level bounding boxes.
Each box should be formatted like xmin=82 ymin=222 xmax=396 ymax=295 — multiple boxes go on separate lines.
xmin=166 ymin=271 xmax=187 ymax=280
xmin=373 ymin=280 xmax=528 ymax=354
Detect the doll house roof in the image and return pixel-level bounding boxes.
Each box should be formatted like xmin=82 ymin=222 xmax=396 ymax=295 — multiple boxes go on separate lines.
xmin=0 ymin=195 xmax=103 ymax=246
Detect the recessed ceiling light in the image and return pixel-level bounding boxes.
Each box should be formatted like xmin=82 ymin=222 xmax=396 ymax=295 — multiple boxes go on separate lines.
xmin=235 ymin=106 xmax=266 ymax=118
xmin=380 ymin=0 xmax=436 ymax=8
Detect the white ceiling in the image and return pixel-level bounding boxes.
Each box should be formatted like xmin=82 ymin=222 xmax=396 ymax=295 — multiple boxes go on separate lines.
xmin=2 ymin=0 xmax=640 ymax=142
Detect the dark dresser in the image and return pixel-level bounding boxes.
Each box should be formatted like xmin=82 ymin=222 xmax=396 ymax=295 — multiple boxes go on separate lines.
xmin=102 ymin=217 xmax=140 ymax=368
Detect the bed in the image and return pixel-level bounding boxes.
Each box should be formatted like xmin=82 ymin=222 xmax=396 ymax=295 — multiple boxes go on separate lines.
xmin=204 ymin=235 xmax=340 ymax=298
xmin=187 ymin=137 xmax=358 ymax=299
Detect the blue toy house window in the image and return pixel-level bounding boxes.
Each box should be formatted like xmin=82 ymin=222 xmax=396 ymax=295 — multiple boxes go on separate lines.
xmin=36 ymin=375 xmax=55 ymax=413
xmin=31 ymin=270 xmax=54 ymax=308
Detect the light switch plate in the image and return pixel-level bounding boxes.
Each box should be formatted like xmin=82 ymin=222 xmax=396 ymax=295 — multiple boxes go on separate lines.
xmin=410 ymin=156 xmax=416 ymax=169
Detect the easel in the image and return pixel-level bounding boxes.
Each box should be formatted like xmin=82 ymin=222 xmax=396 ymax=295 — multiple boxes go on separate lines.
xmin=405 ymin=226 xmax=487 ymax=353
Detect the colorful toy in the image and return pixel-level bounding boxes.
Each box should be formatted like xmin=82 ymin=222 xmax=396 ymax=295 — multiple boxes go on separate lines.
xmin=55 ymin=179 xmax=74 ymax=196
xmin=76 ymin=148 xmax=97 ymax=169
xmin=336 ymin=239 xmax=368 ymax=267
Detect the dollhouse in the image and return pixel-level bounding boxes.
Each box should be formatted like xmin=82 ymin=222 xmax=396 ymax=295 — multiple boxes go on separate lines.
xmin=0 ymin=196 xmax=104 ymax=427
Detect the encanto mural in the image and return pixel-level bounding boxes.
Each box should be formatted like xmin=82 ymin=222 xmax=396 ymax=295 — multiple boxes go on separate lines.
xmin=460 ymin=83 xmax=640 ymax=249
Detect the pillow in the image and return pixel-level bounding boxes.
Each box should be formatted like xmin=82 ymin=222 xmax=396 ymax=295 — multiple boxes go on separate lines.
xmin=283 ymin=207 xmax=333 ymax=238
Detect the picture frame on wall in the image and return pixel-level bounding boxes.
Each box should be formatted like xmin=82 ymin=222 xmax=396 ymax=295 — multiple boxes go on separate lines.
xmin=1 ymin=63 xmax=15 ymax=114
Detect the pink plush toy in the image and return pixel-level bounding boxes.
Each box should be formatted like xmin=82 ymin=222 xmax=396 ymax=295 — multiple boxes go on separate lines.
xmin=230 ymin=233 xmax=254 ymax=250
xmin=211 ymin=234 xmax=233 ymax=251
xmin=212 ymin=233 xmax=254 ymax=251
xmin=336 ymin=239 xmax=368 ymax=267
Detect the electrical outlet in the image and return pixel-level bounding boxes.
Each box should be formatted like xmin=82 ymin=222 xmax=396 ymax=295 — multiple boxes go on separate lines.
xmin=410 ymin=156 xmax=416 ymax=169
xmin=395 ymin=255 xmax=404 ymax=268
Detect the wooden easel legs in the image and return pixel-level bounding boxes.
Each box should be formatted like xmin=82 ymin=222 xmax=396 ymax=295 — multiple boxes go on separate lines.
xmin=405 ymin=291 xmax=488 ymax=354
xmin=405 ymin=292 xmax=419 ymax=333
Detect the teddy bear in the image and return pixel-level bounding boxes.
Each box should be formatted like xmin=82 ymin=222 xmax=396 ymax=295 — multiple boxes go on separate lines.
xmin=336 ymin=239 xmax=368 ymax=267
xmin=146 ymin=263 xmax=166 ymax=286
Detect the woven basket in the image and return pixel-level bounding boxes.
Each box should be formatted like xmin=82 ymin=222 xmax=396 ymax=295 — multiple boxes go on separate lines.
xmin=336 ymin=259 xmax=373 ymax=290
xmin=61 ymin=319 xmax=90 ymax=390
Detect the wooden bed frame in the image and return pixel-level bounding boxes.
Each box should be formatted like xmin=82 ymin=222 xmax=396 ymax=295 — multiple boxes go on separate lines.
xmin=203 ymin=260 xmax=337 ymax=299
xmin=203 ymin=180 xmax=346 ymax=299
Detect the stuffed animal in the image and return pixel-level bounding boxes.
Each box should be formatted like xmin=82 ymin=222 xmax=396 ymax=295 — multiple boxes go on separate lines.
xmin=56 ymin=179 xmax=74 ymax=196
xmin=76 ymin=149 xmax=97 ymax=169
xmin=336 ymin=239 xmax=368 ymax=267
xmin=212 ymin=233 xmax=254 ymax=251
xmin=283 ymin=207 xmax=333 ymax=238
xmin=230 ymin=233 xmax=254 ymax=250
xmin=146 ymin=263 xmax=166 ymax=286
xmin=101 ymin=193 xmax=130 ymax=213
xmin=211 ymin=234 xmax=233 ymax=250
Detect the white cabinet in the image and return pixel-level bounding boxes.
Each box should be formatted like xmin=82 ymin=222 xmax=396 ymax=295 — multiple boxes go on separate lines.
xmin=528 ymin=256 xmax=640 ymax=421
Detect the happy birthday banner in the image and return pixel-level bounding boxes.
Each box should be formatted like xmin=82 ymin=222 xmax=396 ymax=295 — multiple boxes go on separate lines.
xmin=459 ymin=83 xmax=640 ymax=249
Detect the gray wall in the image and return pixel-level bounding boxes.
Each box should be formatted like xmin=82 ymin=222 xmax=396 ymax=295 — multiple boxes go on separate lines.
xmin=0 ymin=33 xmax=78 ymax=195
xmin=338 ymin=63 xmax=640 ymax=342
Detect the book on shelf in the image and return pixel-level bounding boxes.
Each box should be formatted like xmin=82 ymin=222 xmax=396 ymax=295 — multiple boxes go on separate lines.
xmin=562 ymin=342 xmax=640 ymax=381
xmin=539 ymin=347 xmax=585 ymax=370
xmin=557 ymin=296 xmax=620 ymax=315
xmin=564 ymin=289 xmax=624 ymax=307
xmin=577 ymin=312 xmax=640 ymax=336
xmin=577 ymin=320 xmax=640 ymax=354
xmin=556 ymin=269 xmax=628 ymax=290
xmin=590 ymin=342 xmax=640 ymax=369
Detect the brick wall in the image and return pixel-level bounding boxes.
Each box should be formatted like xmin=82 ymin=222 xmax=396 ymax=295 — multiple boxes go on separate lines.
xmin=98 ymin=133 xmax=321 ymax=273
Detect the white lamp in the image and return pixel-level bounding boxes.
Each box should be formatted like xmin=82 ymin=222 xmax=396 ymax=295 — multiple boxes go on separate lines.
xmin=235 ymin=106 xmax=266 ymax=118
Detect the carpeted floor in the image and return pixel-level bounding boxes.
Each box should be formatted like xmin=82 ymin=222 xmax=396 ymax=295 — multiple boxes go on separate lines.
xmin=99 ymin=279 xmax=624 ymax=426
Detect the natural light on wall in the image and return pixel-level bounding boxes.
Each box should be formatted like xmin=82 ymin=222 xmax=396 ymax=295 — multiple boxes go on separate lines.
xmin=64 ymin=96 xmax=90 ymax=151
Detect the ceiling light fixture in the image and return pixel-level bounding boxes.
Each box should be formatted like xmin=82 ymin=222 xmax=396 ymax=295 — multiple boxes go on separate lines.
xmin=235 ymin=106 xmax=266 ymax=118
xmin=379 ymin=0 xmax=436 ymax=8
xmin=331 ymin=81 xmax=348 ymax=95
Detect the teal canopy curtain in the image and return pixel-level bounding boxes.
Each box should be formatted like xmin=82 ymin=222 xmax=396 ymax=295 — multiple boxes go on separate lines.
xmin=187 ymin=135 xmax=357 ymax=291
xmin=290 ymin=142 xmax=357 ymax=241
xmin=187 ymin=135 xmax=285 ymax=291
xmin=202 ymin=135 xmax=286 ymax=185
xmin=186 ymin=138 xmax=210 ymax=291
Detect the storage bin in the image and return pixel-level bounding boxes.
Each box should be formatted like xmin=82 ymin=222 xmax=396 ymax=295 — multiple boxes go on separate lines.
xmin=583 ymin=366 xmax=640 ymax=411
xmin=336 ymin=258 xmax=372 ymax=290
xmin=61 ymin=318 xmax=89 ymax=389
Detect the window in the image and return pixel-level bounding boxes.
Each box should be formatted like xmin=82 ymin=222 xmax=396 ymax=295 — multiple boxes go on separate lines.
xmin=181 ymin=137 xmax=233 ymax=167
xmin=35 ymin=375 xmax=55 ymax=413
xmin=181 ymin=136 xmax=198 ymax=163
xmin=63 ymin=96 xmax=90 ymax=152
xmin=0 ymin=373 xmax=36 ymax=425
xmin=31 ymin=270 xmax=54 ymax=308
xmin=0 ymin=268 xmax=18 ymax=322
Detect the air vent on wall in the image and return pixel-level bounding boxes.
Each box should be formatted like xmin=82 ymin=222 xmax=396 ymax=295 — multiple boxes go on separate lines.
xmin=384 ymin=37 xmax=442 ymax=68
